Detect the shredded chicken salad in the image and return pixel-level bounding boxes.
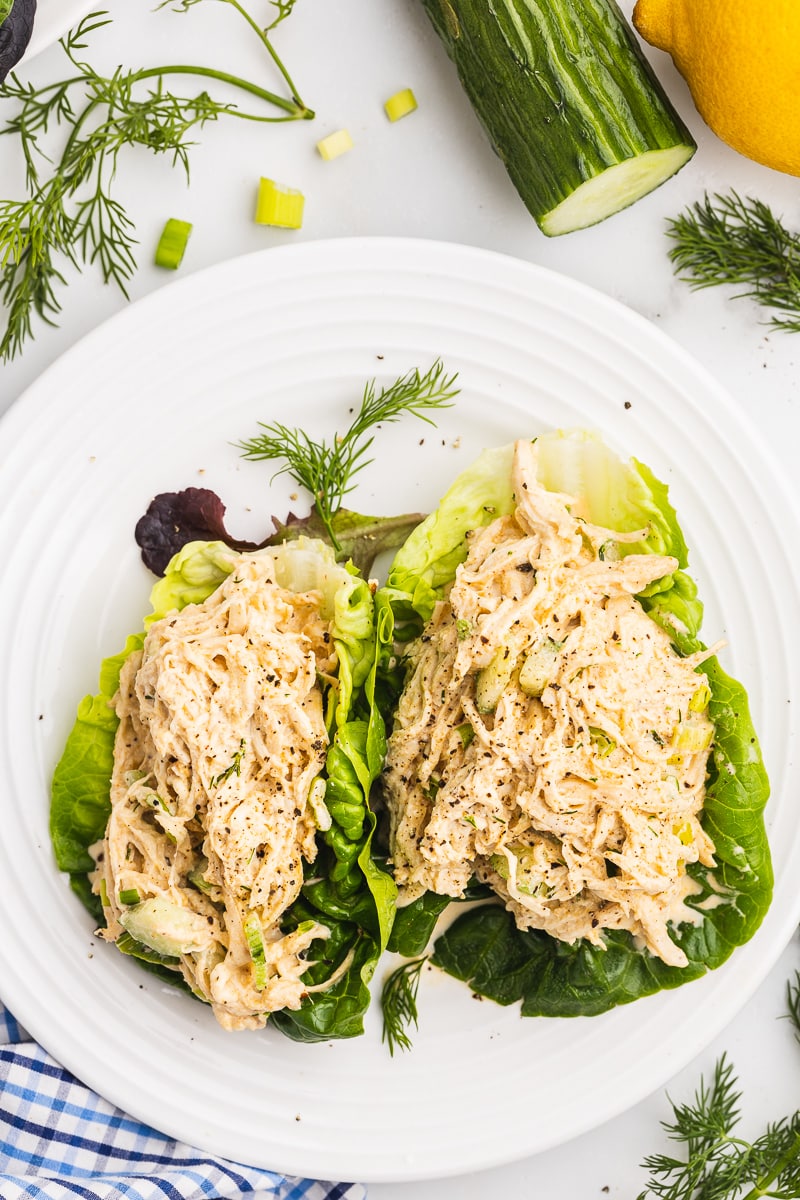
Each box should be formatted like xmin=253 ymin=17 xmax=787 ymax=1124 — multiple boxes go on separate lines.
xmin=92 ymin=551 xmax=338 ymax=1030
xmin=383 ymin=439 xmax=719 ymax=968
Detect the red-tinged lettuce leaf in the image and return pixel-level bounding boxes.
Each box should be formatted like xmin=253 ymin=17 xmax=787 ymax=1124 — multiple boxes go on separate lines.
xmin=134 ymin=488 xmax=260 ymax=575
xmin=135 ymin=487 xmax=425 ymax=578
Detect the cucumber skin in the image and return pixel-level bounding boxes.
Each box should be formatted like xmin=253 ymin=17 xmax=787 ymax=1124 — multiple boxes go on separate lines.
xmin=421 ymin=0 xmax=696 ymax=230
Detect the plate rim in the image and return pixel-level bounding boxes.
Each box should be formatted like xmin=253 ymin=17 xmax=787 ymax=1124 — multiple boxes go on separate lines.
xmin=21 ymin=0 xmax=98 ymax=65
xmin=2 ymin=236 xmax=800 ymax=1182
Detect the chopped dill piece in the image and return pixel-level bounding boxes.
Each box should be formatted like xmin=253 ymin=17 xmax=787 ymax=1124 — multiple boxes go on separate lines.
xmin=210 ymin=738 xmax=246 ymax=787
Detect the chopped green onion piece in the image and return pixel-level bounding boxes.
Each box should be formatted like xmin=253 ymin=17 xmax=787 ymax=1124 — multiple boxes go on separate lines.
xmin=490 ymin=852 xmax=510 ymax=880
xmin=154 ymin=218 xmax=192 ymax=270
xmin=673 ymin=821 xmax=694 ymax=846
xmin=589 ymin=726 xmax=616 ymax=757
xmin=244 ymin=913 xmax=267 ymax=989
xmin=384 ymin=87 xmax=418 ymax=122
xmin=98 ymin=877 xmax=109 ymax=908
xmin=308 ymin=776 xmax=331 ymax=831
xmin=316 ymin=128 xmax=353 ymax=160
xmin=456 ymin=722 xmax=475 ymax=749
xmin=672 ymin=720 xmax=714 ymax=752
xmin=118 ymin=888 xmax=140 ymax=906
xmin=689 ymin=683 xmax=712 ymax=712
xmin=187 ymin=862 xmax=215 ymax=894
xmin=255 ymin=178 xmax=304 ymax=229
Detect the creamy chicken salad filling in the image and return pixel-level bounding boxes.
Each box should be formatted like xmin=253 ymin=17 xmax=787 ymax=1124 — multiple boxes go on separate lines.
xmin=383 ymin=439 xmax=718 ymax=968
xmin=92 ymin=551 xmax=336 ymax=1030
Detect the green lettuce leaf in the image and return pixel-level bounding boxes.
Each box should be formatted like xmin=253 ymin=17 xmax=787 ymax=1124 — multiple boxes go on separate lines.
xmin=387 ymin=443 xmax=515 ymax=624
xmin=271 ymin=586 xmax=398 ymax=1041
xmin=381 ymin=430 xmax=772 ymax=1016
xmin=50 ymin=537 xmax=395 ymax=1039
xmin=51 ymin=633 xmax=145 ymax=879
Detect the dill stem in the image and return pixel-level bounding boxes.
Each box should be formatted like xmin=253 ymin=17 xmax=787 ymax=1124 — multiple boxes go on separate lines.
xmin=135 ymin=64 xmax=313 ymax=118
xmin=741 ymin=1127 xmax=800 ymax=1199
xmin=223 ymin=0 xmax=306 ymax=109
xmin=59 ymin=94 xmax=103 ymax=188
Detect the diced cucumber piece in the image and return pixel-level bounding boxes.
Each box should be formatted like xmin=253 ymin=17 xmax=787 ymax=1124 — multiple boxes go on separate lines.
xmin=119 ymin=897 xmax=210 ymax=957
xmin=475 ymin=646 xmax=516 ymax=713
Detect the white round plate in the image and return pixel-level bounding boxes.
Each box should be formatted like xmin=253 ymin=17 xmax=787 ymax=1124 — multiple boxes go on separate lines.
xmin=22 ymin=0 xmax=96 ymax=64
xmin=1 ymin=239 xmax=799 ymax=1183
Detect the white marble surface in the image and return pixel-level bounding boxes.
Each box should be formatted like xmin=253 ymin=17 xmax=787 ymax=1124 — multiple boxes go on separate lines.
xmin=3 ymin=1 xmax=800 ymax=1195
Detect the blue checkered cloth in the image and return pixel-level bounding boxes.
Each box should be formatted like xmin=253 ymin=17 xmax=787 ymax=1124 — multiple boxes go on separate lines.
xmin=0 ymin=1003 xmax=365 ymax=1200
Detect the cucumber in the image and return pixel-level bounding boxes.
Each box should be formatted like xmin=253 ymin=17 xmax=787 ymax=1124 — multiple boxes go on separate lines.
xmin=421 ymin=0 xmax=696 ymax=236
xmin=475 ymin=646 xmax=517 ymax=713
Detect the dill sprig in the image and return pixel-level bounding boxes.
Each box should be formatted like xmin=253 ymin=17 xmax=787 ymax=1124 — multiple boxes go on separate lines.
xmin=380 ymin=957 xmax=426 ymax=1055
xmin=0 ymin=1 xmax=312 ymax=361
xmin=237 ymin=360 xmax=459 ymax=550
xmin=667 ymin=191 xmax=800 ymax=333
xmin=638 ymin=1052 xmax=800 ymax=1199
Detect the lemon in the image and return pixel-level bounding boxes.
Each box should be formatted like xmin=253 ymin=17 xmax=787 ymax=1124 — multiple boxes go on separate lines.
xmin=632 ymin=0 xmax=800 ymax=176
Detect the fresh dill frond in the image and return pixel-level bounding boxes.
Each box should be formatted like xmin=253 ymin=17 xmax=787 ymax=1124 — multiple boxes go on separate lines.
xmin=638 ymin=1052 xmax=800 ymax=1200
xmin=237 ymin=360 xmax=459 ymax=550
xmin=666 ymin=191 xmax=800 ymax=333
xmin=0 ymin=1 xmax=312 ymax=361
xmin=381 ymin=957 xmax=427 ymax=1056
xmin=210 ymin=738 xmax=246 ymax=788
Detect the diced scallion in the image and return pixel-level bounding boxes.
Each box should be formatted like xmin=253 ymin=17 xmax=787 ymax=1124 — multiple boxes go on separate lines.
xmin=384 ymin=88 xmax=418 ymax=122
xmin=490 ymin=852 xmax=510 ymax=880
xmin=589 ymin=727 xmax=616 ymax=757
xmin=673 ymin=821 xmax=694 ymax=846
xmin=689 ymin=683 xmax=712 ymax=713
xmin=308 ymin=776 xmax=332 ymax=831
xmin=456 ymin=722 xmax=475 ymax=749
xmin=187 ymin=862 xmax=215 ymax=894
xmin=672 ymin=719 xmax=714 ymax=752
xmin=244 ymin=913 xmax=267 ymax=989
xmin=118 ymin=888 xmax=140 ymax=905
xmin=255 ymin=178 xmax=304 ymax=229
xmin=154 ymin=219 xmax=192 ymax=270
xmin=316 ymin=129 xmax=353 ymax=160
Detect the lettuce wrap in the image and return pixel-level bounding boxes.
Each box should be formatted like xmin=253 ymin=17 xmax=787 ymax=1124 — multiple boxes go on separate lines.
xmin=51 ymin=537 xmax=396 ymax=1040
xmin=379 ymin=430 xmax=772 ymax=1016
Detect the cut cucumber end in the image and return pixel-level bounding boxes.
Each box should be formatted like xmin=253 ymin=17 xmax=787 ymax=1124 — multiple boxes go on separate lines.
xmin=540 ymin=144 xmax=695 ymax=237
